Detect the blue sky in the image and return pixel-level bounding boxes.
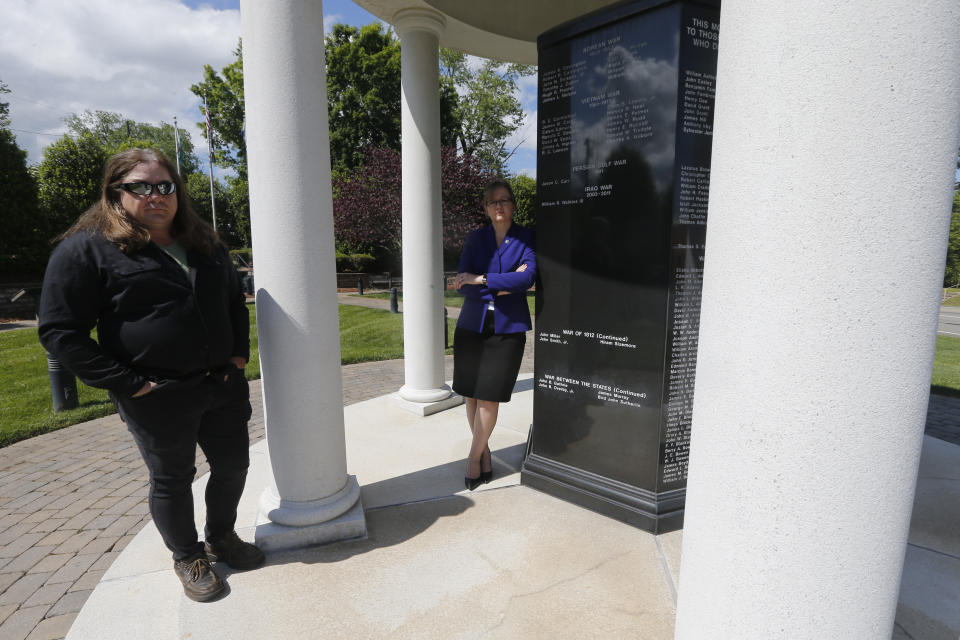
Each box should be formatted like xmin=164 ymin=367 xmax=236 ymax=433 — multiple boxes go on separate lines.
xmin=1 ymin=0 xmax=537 ymax=177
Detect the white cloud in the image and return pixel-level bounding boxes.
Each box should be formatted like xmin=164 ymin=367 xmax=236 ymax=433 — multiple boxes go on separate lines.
xmin=570 ymin=44 xmax=679 ymax=191
xmin=0 ymin=0 xmax=241 ymax=165
xmin=506 ymin=70 xmax=539 ymax=168
xmin=323 ymin=13 xmax=342 ymax=35
xmin=464 ymin=54 xmax=484 ymax=74
xmin=0 ymin=0 xmax=539 ymax=178
xmin=516 ymin=72 xmax=538 ymax=109
xmin=505 ymin=106 xmax=537 ymax=154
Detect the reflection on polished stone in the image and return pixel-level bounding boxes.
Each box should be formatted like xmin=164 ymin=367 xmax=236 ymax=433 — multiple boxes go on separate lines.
xmin=523 ymin=0 xmax=720 ymax=533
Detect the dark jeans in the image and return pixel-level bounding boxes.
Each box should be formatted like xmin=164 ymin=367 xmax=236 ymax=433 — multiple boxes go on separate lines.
xmin=114 ymin=366 xmax=252 ymax=561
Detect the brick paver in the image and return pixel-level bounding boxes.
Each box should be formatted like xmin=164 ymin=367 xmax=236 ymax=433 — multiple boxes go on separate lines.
xmin=24 ymin=613 xmax=76 ymax=640
xmin=0 ymin=301 xmax=955 ymax=639
xmin=0 ymin=605 xmax=47 ymax=640
xmin=922 ymin=393 xmax=960 ymax=446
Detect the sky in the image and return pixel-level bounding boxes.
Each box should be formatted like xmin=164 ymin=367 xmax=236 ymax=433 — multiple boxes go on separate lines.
xmin=0 ymin=0 xmax=538 ymax=177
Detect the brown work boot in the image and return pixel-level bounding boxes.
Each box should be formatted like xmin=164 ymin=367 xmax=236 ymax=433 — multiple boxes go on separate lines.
xmin=174 ymin=553 xmax=225 ymax=602
xmin=205 ymin=531 xmax=265 ymax=570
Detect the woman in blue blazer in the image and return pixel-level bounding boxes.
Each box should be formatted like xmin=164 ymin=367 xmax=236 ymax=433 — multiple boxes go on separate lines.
xmin=453 ymin=179 xmax=536 ymax=490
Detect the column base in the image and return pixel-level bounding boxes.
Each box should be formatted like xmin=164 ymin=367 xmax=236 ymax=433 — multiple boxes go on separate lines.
xmin=255 ymin=498 xmax=366 ymax=553
xmin=393 ymin=390 xmax=463 ymax=416
xmin=258 ymin=474 xmax=362 ymax=526
xmin=397 ymin=383 xmax=454 ymax=404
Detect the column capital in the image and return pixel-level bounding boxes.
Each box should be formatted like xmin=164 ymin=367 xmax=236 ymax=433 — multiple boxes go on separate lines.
xmin=392 ymin=7 xmax=445 ymax=38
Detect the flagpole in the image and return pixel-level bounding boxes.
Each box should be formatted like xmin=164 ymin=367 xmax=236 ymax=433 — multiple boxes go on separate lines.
xmin=172 ymin=116 xmax=181 ymax=175
xmin=203 ymin=94 xmax=218 ymax=233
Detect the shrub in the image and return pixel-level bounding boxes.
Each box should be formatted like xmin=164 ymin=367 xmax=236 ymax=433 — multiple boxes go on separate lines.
xmin=335 ymin=251 xmax=376 ymax=272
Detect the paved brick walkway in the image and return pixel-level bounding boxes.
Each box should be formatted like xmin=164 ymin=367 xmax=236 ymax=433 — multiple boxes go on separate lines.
xmin=0 ymin=301 xmax=955 ymax=639
xmin=922 ymin=393 xmax=960 ymax=446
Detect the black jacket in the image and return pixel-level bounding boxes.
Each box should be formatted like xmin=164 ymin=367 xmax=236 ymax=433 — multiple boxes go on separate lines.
xmin=38 ymin=231 xmax=250 ymax=397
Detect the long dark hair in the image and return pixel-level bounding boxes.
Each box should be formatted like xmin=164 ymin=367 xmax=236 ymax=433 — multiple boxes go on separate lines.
xmin=60 ymin=148 xmax=218 ymax=253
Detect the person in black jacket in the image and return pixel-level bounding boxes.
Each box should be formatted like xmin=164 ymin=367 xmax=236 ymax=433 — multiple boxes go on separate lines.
xmin=38 ymin=148 xmax=263 ymax=602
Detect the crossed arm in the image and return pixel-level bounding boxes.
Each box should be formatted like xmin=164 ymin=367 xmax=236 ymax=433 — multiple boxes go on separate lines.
xmin=454 ymin=263 xmax=529 ymax=295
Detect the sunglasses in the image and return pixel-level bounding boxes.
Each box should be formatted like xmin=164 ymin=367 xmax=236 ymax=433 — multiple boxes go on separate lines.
xmin=116 ymin=181 xmax=177 ymax=196
xmin=486 ymin=198 xmax=513 ymax=208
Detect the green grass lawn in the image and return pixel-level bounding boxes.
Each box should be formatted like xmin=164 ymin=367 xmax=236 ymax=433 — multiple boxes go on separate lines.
xmin=0 ymin=329 xmax=115 ymax=446
xmin=339 ymin=303 xmax=455 ymax=364
xmin=931 ymin=334 xmax=960 ymax=398
xmin=0 ymin=304 xmax=453 ymax=447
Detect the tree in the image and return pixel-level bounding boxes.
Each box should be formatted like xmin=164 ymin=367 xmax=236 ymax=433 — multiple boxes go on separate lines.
xmin=192 ymin=24 xmax=532 ymax=258
xmin=440 ymin=50 xmax=535 ymax=171
xmin=193 ymin=27 xmax=465 ymax=176
xmin=333 ymin=147 xmax=400 ymax=265
xmin=186 ymin=172 xmax=251 ymax=249
xmin=333 ymin=146 xmax=493 ymax=271
xmin=0 ymin=128 xmax=43 ymax=274
xmin=223 ymin=174 xmax=251 ymax=248
xmin=186 ymin=172 xmax=229 ymax=236
xmin=440 ymin=147 xmax=496 ymax=255
xmin=190 ymin=41 xmax=246 ymax=173
xmin=325 ymin=23 xmax=461 ymax=172
xmin=33 ymin=133 xmax=108 ymax=238
xmin=510 ymin=174 xmax=537 ymax=229
xmin=190 ymin=43 xmax=251 ymax=250
xmin=945 ymin=190 xmax=960 ymax=287
xmin=325 ymin=24 xmax=401 ymax=172
xmin=64 ymin=110 xmax=199 ymax=176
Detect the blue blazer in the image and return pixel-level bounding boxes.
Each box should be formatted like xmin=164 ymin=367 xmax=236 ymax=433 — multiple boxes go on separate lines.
xmin=456 ymin=223 xmax=536 ymax=334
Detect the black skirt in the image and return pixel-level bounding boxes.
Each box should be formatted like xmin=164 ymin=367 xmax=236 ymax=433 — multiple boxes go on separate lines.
xmin=452 ymin=311 xmax=526 ymax=402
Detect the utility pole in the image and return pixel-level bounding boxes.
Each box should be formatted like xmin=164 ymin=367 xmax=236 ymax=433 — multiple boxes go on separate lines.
xmin=173 ymin=116 xmax=181 ymax=175
xmin=203 ymin=95 xmax=217 ymax=232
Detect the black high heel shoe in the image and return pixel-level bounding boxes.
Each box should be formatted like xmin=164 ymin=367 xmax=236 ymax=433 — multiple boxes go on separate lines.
xmin=465 ymin=475 xmax=483 ymax=491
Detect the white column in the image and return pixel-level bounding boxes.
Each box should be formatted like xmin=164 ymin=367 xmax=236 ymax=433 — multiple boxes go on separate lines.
xmin=675 ymin=2 xmax=960 ymax=637
xmin=395 ymin=8 xmax=456 ymax=411
xmin=240 ymin=0 xmax=364 ymax=551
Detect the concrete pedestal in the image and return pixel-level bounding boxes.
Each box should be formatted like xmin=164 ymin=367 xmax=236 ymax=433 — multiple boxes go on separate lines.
xmin=392 ymin=392 xmax=464 ymax=417
xmin=255 ymin=483 xmax=366 ymax=553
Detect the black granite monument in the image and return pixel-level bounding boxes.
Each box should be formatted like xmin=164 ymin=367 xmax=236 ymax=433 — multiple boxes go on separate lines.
xmin=521 ymin=0 xmax=719 ymax=533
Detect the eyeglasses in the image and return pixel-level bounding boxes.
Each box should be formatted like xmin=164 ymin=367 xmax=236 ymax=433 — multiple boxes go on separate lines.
xmin=486 ymin=198 xmax=513 ymax=208
xmin=116 ymin=181 xmax=177 ymax=196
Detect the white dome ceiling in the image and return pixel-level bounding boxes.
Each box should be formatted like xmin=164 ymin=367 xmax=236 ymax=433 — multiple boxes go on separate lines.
xmin=353 ymin=0 xmax=622 ymax=64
